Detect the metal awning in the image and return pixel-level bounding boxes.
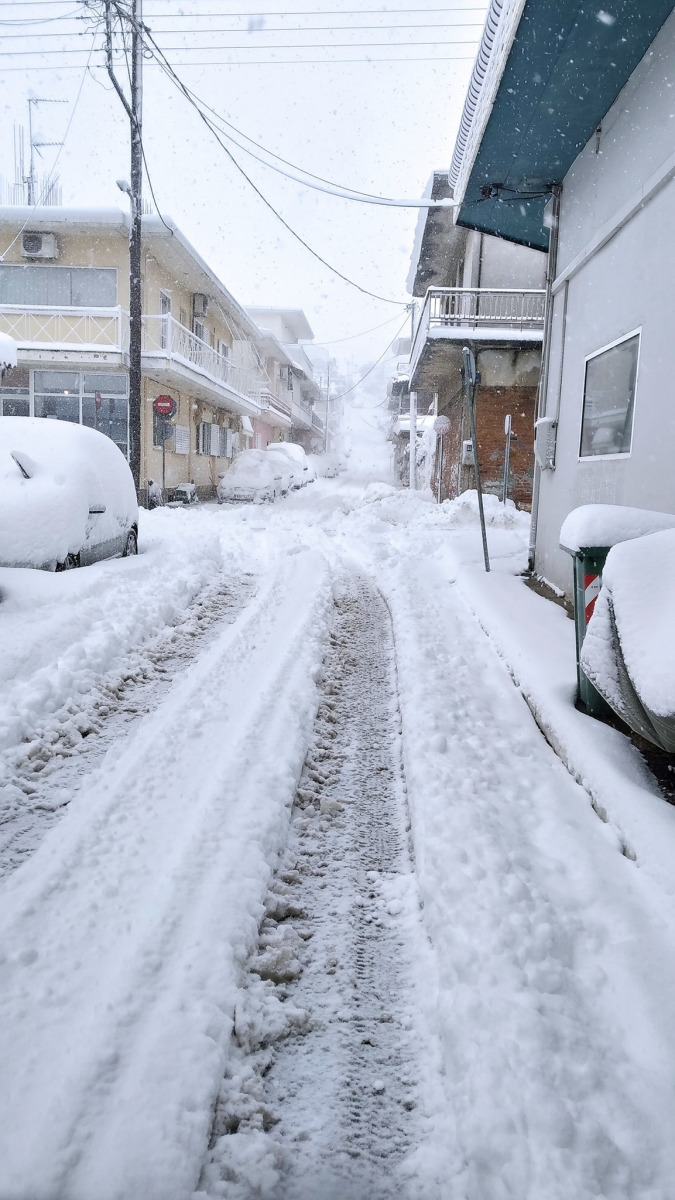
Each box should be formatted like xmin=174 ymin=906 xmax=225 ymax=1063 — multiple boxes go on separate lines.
xmin=453 ymin=0 xmax=675 ymax=250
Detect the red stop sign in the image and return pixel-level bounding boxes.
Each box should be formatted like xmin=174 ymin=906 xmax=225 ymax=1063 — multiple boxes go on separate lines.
xmin=153 ymin=394 xmax=175 ymax=416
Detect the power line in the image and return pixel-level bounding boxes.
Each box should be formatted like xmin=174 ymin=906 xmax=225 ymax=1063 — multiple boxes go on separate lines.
xmin=312 ymin=311 xmax=410 ymax=344
xmin=0 ymin=55 xmax=476 ymax=68
xmin=0 ymin=20 xmax=486 ymax=34
xmin=0 ymin=38 xmax=478 ymax=53
xmin=333 ymin=316 xmax=411 ymax=399
xmin=142 ymin=31 xmax=407 ymax=304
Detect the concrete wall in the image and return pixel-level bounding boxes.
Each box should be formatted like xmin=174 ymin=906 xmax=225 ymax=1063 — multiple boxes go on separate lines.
xmin=534 ymin=8 xmax=675 ymax=595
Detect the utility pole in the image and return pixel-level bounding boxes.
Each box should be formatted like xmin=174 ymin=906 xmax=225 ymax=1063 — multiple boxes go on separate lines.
xmin=408 ymin=300 xmax=417 ymax=490
xmin=324 ymin=362 xmax=330 ymax=452
xmin=462 ymin=345 xmax=490 ymax=572
xmin=104 ymin=0 xmax=143 ymax=490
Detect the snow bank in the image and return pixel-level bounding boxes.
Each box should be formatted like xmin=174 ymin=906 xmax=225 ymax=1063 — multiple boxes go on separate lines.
xmin=560 ymin=503 xmax=675 ymax=552
xmin=582 ymin=528 xmax=675 ymax=726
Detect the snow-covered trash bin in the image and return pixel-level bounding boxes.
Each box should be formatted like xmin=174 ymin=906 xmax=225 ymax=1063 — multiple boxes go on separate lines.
xmin=581 ymin=528 xmax=675 ymax=752
xmin=560 ymin=505 xmax=675 ymax=721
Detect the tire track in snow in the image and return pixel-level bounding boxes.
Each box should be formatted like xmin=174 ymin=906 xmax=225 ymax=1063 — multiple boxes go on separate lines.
xmin=0 ymin=571 xmax=258 ymax=879
xmin=200 ymin=571 xmax=431 ymax=1200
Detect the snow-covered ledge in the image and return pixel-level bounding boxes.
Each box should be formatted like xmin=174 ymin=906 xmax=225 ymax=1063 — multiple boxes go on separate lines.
xmin=0 ymin=330 xmax=17 ymax=371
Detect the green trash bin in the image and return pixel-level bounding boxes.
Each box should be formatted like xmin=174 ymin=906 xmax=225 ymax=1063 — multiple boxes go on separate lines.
xmin=561 ymin=544 xmax=614 ymax=718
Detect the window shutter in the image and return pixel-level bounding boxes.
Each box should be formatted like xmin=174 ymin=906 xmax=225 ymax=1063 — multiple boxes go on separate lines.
xmin=209 ymin=422 xmax=220 ymax=456
xmin=174 ymin=424 xmax=190 ymax=455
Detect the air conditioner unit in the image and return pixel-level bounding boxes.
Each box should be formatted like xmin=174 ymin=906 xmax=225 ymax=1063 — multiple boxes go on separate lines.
xmin=193 ymin=293 xmax=209 ymax=317
xmin=21 ymin=231 xmax=58 ymax=259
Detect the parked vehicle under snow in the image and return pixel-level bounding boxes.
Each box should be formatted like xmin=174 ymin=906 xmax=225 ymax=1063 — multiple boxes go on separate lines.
xmin=0 ymin=417 xmax=139 ymax=571
xmin=217 ymin=450 xmax=281 ymax=504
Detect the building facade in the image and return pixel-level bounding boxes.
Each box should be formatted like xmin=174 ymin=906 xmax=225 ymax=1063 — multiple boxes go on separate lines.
xmin=0 ymin=209 xmax=317 ymax=500
xmin=446 ymin=0 xmax=675 ymax=594
xmin=408 ymin=172 xmax=545 ymax=507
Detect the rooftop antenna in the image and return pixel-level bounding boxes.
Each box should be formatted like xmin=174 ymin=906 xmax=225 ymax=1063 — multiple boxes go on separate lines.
xmin=26 ymin=98 xmax=67 ymax=205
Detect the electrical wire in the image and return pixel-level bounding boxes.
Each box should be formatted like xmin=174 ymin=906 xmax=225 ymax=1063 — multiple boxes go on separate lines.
xmin=0 ymin=20 xmax=485 ymax=35
xmin=0 ymin=36 xmax=96 ymax=261
xmin=0 ymin=37 xmax=478 ymax=53
xmin=310 ymin=311 xmax=410 ymax=344
xmin=333 ymin=315 xmax=411 ymax=399
xmin=131 ymin=32 xmax=413 ymax=302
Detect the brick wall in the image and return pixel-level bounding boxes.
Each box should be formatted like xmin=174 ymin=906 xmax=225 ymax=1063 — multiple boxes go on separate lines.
xmin=433 ymin=384 xmax=537 ymax=509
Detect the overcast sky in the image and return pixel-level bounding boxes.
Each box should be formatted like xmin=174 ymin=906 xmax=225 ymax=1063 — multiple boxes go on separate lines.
xmin=0 ymin=0 xmax=488 ymax=370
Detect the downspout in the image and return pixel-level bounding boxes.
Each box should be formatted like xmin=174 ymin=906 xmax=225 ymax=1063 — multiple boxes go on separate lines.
xmin=528 ymin=185 xmax=561 ymax=574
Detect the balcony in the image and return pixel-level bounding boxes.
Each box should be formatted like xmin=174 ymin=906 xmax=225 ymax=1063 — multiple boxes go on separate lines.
xmin=410 ymin=287 xmax=546 ymax=389
xmin=142 ymin=315 xmax=263 ymax=417
xmin=0 ymin=305 xmax=126 ymax=365
xmin=311 ymin=411 xmax=324 ymax=431
xmin=290 ymin=399 xmax=315 ymax=431
xmin=258 ymin=386 xmax=292 ymax=428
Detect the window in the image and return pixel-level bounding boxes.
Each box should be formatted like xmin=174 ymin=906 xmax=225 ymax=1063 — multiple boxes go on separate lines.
xmin=1 ymin=369 xmax=129 ymax=455
xmin=194 ymin=319 xmax=206 ymax=343
xmin=0 ymin=366 xmax=29 ymax=416
xmin=0 ymin=265 xmax=117 ymax=307
xmin=160 ymin=291 xmax=172 ymax=350
xmin=580 ymin=331 xmax=640 ymax=459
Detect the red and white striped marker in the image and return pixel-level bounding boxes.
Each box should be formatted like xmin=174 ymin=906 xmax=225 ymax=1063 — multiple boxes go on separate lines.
xmin=584 ymin=573 xmax=602 ymax=624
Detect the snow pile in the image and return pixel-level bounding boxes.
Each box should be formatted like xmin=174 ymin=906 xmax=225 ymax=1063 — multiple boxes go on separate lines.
xmin=581 ymin=528 xmax=675 ymax=748
xmin=0 ymin=417 xmax=137 ymax=569
xmin=560 ymin=503 xmax=675 ymax=552
xmin=0 ymin=330 xmax=17 ymax=368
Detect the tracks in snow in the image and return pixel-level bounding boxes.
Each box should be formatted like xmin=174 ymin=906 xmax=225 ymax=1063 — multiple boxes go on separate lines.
xmin=0 ymin=571 xmax=258 ymax=879
xmin=200 ymin=570 xmax=428 ymax=1200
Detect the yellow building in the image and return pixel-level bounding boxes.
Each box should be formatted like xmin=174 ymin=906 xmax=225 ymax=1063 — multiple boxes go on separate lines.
xmin=0 ymin=207 xmax=297 ymax=500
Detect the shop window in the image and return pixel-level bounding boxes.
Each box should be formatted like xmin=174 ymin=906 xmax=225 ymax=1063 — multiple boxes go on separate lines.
xmin=580 ymin=331 xmax=640 ymax=458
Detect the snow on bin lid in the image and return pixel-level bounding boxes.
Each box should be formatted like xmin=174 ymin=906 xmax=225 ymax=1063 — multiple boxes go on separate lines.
xmin=560 ymin=504 xmax=675 ymax=553
xmin=0 ymin=331 xmax=17 ymax=370
xmin=585 ymin=528 xmax=675 ymax=718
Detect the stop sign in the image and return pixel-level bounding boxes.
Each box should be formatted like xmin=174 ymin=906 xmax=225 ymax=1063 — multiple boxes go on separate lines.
xmin=153 ymin=394 xmax=175 ymax=417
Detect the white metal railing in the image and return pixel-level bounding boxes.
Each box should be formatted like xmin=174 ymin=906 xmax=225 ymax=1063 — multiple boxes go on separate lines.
xmin=411 ymin=286 xmax=546 ymax=371
xmin=0 ymin=305 xmax=126 ymax=349
xmin=311 ymin=411 xmax=324 ymax=431
xmin=143 ymin=314 xmax=261 ymax=402
xmin=259 ymin=386 xmax=292 ymax=418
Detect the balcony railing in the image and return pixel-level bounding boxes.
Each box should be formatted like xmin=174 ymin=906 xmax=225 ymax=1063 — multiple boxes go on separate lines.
xmin=258 ymin=386 xmax=292 ymax=418
xmin=411 ymin=287 xmax=546 ymax=376
xmin=0 ymin=305 xmax=126 ymax=350
xmin=142 ymin=314 xmax=261 ymax=403
xmin=311 ymin=412 xmax=324 ymax=431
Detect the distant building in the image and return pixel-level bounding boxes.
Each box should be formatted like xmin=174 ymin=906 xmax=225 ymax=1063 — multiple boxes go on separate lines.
xmin=246 ymin=308 xmax=326 ymax=452
xmin=408 ymin=172 xmax=545 ymax=507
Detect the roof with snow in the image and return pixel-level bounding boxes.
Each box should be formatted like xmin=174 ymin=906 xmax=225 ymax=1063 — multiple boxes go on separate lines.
xmin=449 ymin=0 xmax=675 ymax=250
xmin=407 ymin=172 xmax=469 ymax=297
xmin=245 ymin=308 xmax=314 ymax=343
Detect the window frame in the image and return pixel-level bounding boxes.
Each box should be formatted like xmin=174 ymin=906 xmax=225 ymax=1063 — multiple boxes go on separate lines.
xmin=0 ymin=263 xmax=119 ymax=308
xmin=578 ymin=327 xmax=641 ymax=462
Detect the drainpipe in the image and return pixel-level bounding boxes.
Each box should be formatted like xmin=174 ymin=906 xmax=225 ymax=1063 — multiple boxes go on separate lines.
xmin=528 ymin=185 xmax=561 ymax=574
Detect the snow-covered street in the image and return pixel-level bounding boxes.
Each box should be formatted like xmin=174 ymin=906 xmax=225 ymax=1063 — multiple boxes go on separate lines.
xmin=2 ymin=425 xmax=675 ymax=1200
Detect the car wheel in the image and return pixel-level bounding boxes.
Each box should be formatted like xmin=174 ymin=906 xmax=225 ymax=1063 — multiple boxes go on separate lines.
xmin=56 ymin=552 xmax=80 ymax=572
xmin=123 ymin=528 xmax=138 ymax=557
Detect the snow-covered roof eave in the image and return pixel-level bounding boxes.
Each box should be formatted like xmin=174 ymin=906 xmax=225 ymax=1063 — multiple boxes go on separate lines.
xmin=406 ymin=172 xmax=436 ymax=295
xmin=448 ymin=0 xmax=528 ymax=207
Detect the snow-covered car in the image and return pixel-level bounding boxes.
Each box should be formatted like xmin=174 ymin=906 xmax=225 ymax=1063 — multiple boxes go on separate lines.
xmin=266 ymin=442 xmax=311 ymax=488
xmin=171 ymin=482 xmax=198 ymax=505
xmin=309 ymin=451 xmax=344 ymax=479
xmin=0 ymin=416 xmax=139 ymax=571
xmin=217 ymin=450 xmax=281 ymax=504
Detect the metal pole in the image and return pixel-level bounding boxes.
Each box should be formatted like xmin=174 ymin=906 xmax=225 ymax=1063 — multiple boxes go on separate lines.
xmin=324 ymin=363 xmax=330 ymax=452
xmin=27 ymin=100 xmax=36 ymax=205
xmin=437 ymin=431 xmax=443 ymax=503
xmin=528 ymin=185 xmax=561 ymax=571
xmin=408 ymin=389 xmax=417 ymax=490
xmin=502 ymin=413 xmax=511 ymax=504
xmin=462 ymin=345 xmax=490 ymax=572
xmin=128 ymin=0 xmax=143 ymax=491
